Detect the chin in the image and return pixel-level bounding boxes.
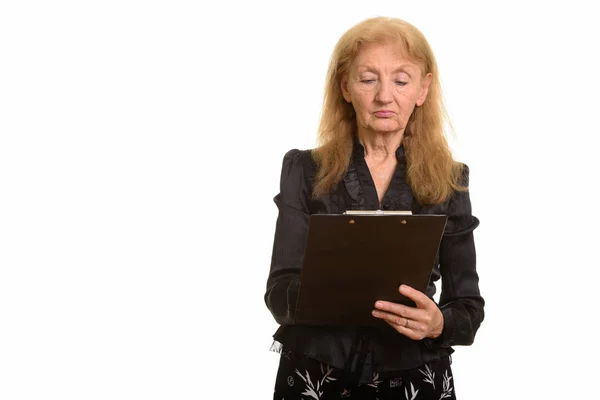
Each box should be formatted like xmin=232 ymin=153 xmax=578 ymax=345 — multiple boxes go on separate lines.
xmin=370 ymin=120 xmax=401 ymax=133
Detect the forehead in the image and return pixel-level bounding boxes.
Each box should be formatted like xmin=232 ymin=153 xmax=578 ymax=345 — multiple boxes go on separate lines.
xmin=352 ymin=42 xmax=421 ymax=74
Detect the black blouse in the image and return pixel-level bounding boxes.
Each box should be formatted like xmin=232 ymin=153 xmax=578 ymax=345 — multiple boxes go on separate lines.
xmin=264 ymin=140 xmax=485 ymax=385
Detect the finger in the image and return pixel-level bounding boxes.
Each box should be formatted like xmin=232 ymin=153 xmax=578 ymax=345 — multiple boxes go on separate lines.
xmin=372 ymin=310 xmax=424 ymax=340
xmin=372 ymin=309 xmax=413 ymax=329
xmin=399 ymin=285 xmax=435 ymax=309
xmin=385 ymin=322 xmax=424 ymax=341
xmin=373 ymin=310 xmax=428 ymax=340
xmin=374 ymin=301 xmax=420 ymax=320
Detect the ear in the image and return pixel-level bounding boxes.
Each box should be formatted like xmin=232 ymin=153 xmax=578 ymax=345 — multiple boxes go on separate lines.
xmin=340 ymin=76 xmax=352 ymax=103
xmin=416 ymin=73 xmax=432 ymax=106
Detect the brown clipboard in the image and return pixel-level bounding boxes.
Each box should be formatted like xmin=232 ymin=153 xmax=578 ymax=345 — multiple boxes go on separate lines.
xmin=294 ymin=214 xmax=448 ymax=326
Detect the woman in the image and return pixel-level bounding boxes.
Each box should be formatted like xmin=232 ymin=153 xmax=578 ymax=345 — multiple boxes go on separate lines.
xmin=265 ymin=17 xmax=484 ymax=400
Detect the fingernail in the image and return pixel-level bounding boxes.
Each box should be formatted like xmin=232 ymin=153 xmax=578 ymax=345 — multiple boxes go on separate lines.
xmin=375 ymin=301 xmax=383 ymax=308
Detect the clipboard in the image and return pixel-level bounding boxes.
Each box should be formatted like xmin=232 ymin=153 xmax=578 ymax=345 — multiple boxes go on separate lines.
xmin=294 ymin=213 xmax=448 ymax=326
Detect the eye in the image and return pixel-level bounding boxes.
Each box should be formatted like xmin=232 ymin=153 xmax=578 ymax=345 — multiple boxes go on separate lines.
xmin=395 ymin=81 xmax=408 ymax=86
xmin=361 ymin=79 xmax=376 ymax=84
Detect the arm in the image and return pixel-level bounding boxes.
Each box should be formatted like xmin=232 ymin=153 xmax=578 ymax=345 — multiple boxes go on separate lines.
xmin=431 ymin=164 xmax=485 ymax=347
xmin=264 ymin=149 xmax=312 ymax=325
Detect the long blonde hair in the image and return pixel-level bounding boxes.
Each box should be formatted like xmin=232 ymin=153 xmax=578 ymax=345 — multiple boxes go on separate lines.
xmin=312 ymin=17 xmax=466 ymax=204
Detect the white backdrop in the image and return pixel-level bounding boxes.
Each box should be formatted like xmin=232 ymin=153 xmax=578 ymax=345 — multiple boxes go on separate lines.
xmin=1 ymin=1 xmax=599 ymax=399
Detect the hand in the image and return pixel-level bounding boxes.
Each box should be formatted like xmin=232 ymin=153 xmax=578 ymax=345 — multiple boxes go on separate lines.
xmin=372 ymin=284 xmax=444 ymax=340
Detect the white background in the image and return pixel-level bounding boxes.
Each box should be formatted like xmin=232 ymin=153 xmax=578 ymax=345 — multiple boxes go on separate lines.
xmin=1 ymin=1 xmax=599 ymax=399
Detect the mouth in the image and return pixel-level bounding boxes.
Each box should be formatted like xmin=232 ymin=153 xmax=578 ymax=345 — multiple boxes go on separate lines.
xmin=373 ymin=111 xmax=395 ymax=118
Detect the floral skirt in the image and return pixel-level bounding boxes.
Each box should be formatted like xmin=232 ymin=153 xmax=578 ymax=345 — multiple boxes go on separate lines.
xmin=273 ymin=350 xmax=456 ymax=400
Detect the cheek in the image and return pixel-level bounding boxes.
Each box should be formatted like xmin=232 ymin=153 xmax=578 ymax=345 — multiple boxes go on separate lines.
xmin=352 ymin=90 xmax=374 ymax=111
xmin=396 ymin=91 xmax=420 ymax=108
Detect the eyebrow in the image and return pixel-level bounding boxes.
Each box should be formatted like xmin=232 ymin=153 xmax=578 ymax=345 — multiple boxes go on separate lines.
xmin=357 ymin=65 xmax=415 ymax=75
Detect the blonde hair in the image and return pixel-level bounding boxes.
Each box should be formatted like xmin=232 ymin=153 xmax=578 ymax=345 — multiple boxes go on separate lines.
xmin=312 ymin=17 xmax=467 ymax=204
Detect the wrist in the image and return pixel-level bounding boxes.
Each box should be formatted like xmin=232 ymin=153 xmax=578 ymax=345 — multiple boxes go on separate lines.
xmin=428 ymin=311 xmax=444 ymax=339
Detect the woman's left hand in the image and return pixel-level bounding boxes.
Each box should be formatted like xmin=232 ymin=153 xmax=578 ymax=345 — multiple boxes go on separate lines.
xmin=372 ymin=284 xmax=444 ymax=340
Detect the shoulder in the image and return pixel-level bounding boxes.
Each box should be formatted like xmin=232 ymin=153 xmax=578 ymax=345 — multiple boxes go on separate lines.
xmin=280 ymin=149 xmax=317 ymax=182
xmin=456 ymin=162 xmax=470 ymax=187
xmin=282 ymin=149 xmax=317 ymax=169
xmin=447 ymin=161 xmax=472 ymax=207
xmin=277 ymin=149 xmax=317 ymax=209
xmin=445 ymin=162 xmax=479 ymax=235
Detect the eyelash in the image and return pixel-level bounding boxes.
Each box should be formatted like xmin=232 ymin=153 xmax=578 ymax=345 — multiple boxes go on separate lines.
xmin=361 ymin=80 xmax=407 ymax=86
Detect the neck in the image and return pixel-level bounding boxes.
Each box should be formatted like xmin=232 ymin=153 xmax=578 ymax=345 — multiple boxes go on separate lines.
xmin=358 ymin=130 xmax=404 ymax=161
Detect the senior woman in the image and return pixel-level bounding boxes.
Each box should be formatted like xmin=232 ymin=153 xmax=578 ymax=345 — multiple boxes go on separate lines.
xmin=264 ymin=17 xmax=484 ymax=400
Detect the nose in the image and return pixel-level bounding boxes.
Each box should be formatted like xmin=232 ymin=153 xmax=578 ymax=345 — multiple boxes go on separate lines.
xmin=375 ymin=80 xmax=393 ymax=103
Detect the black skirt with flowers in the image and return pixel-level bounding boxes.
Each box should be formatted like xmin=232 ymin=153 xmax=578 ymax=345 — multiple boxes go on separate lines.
xmin=273 ymin=349 xmax=456 ymax=400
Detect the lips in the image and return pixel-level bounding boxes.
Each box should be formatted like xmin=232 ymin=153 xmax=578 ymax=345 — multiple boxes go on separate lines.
xmin=374 ymin=111 xmax=394 ymax=117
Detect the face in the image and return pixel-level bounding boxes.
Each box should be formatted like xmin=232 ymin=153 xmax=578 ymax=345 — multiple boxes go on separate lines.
xmin=341 ymin=41 xmax=432 ymax=137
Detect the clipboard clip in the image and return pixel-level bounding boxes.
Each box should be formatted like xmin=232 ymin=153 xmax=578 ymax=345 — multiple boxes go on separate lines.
xmin=343 ymin=209 xmax=412 ymax=216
